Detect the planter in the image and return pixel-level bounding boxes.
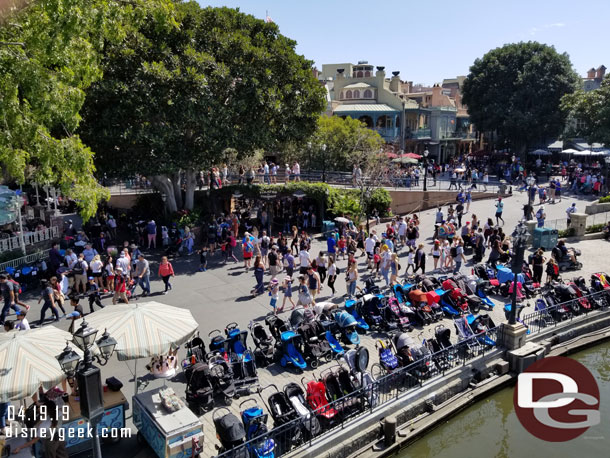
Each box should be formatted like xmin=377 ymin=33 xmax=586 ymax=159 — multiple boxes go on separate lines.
xmin=585 ymin=201 xmax=610 ymax=215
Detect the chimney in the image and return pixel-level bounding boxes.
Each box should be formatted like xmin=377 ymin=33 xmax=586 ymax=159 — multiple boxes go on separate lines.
xmin=431 ymin=84 xmax=442 ymax=106
xmin=336 ymin=68 xmax=345 ymax=80
xmin=597 ymin=65 xmax=606 ymax=80
xmin=376 ymin=66 xmax=386 ymax=85
xmin=390 ymin=71 xmax=401 ymax=93
xmin=587 ymin=68 xmax=596 ymax=79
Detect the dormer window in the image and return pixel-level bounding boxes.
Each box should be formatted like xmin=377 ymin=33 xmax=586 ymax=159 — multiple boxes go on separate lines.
xmin=346 ymin=90 xmax=353 ymax=99
xmin=353 ymin=90 xmax=360 ymax=99
xmin=364 ymin=89 xmax=372 ymax=98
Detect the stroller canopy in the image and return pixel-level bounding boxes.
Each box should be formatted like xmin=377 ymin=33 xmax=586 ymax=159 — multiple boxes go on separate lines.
xmin=215 ymin=413 xmax=246 ymax=443
xmin=335 ymin=311 xmax=357 ymax=329
xmin=290 ymin=308 xmax=306 ymax=328
xmin=394 ymin=332 xmax=415 ymax=351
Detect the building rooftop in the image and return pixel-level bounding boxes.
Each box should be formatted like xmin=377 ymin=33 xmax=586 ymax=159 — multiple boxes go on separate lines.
xmin=342 ymin=82 xmax=374 ymax=89
xmin=333 ymin=104 xmax=399 ymax=113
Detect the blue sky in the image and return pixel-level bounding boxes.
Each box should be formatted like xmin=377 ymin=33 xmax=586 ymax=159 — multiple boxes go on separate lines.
xmin=200 ymin=0 xmax=609 ymax=85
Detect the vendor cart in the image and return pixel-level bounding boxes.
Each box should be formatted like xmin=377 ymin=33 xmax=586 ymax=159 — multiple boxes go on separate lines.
xmin=133 ymin=387 xmax=203 ymax=458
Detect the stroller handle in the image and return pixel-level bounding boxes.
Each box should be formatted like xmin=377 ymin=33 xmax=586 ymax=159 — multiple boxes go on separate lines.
xmin=239 ymin=398 xmax=259 ymax=410
xmin=208 ymin=329 xmax=221 ymax=338
xmin=211 ymin=407 xmax=232 ymax=422
xmin=300 ymin=373 xmax=317 ymax=389
xmin=256 ymin=384 xmax=278 ymax=412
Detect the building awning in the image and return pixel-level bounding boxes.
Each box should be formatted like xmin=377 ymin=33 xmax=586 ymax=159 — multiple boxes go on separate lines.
xmin=342 ymin=82 xmax=373 ymax=89
xmin=547 ymin=140 xmax=563 ymax=150
xmin=333 ymin=104 xmax=399 ymax=114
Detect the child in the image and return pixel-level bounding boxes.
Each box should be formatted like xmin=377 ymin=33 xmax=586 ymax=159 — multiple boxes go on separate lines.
xmin=296 ymin=275 xmax=312 ymax=308
xmin=15 ymin=310 xmax=30 ymax=330
xmin=279 ymin=276 xmax=295 ymax=312
xmin=197 ymin=246 xmax=208 ymax=271
xmin=67 ymin=294 xmax=84 ymax=333
xmin=546 ymin=258 xmax=560 ymax=284
xmin=373 ymin=247 xmax=381 ymax=278
xmin=162 ymin=226 xmax=170 ymax=247
xmin=269 ymin=278 xmax=280 ymax=315
xmin=87 ymin=276 xmax=104 ymax=313
xmin=337 ymin=236 xmax=347 ymax=260
xmin=405 ymin=247 xmax=416 ymax=273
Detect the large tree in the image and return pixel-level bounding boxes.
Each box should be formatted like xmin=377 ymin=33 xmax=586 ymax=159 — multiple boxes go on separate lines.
xmin=562 ymin=75 xmax=610 ymax=146
xmin=80 ymin=2 xmax=326 ymax=212
xmin=462 ymin=42 xmax=579 ymax=154
xmin=0 ymin=0 xmax=173 ymax=220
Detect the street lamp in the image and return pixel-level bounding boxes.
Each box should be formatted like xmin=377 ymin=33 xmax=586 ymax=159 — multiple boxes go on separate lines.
xmin=307 ymin=142 xmax=312 ymax=179
xmin=160 ymin=192 xmax=167 ymax=218
xmin=508 ymin=222 xmax=529 ymax=325
xmin=57 ymin=322 xmax=116 ymax=458
xmin=423 ymin=149 xmax=430 ymax=192
xmin=321 ymin=143 xmax=327 ymax=183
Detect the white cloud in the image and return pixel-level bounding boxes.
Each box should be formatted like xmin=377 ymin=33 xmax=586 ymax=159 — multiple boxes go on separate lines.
xmin=529 ymin=22 xmax=566 ymax=36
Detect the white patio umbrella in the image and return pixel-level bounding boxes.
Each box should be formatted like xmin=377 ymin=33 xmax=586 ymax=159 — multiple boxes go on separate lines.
xmin=561 ymin=148 xmax=579 ymax=154
xmin=0 ymin=327 xmax=83 ymax=402
xmin=529 ymin=149 xmax=551 ymax=156
xmin=334 ymin=217 xmax=350 ymax=224
xmin=83 ymin=301 xmax=198 ymax=393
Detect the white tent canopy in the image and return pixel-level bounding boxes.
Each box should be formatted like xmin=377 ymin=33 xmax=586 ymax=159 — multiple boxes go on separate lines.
xmin=561 ymin=148 xmax=579 ymax=154
xmin=528 ymin=149 xmax=551 ymax=156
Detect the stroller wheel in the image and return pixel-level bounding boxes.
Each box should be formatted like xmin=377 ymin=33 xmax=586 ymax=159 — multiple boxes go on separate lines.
xmin=310 ymin=360 xmax=319 ymax=369
xmin=371 ymin=363 xmax=385 ymax=381
xmin=224 ymin=395 xmax=233 ymax=405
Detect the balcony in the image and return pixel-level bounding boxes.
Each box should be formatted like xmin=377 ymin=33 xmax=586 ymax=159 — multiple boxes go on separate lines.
xmin=374 ymin=127 xmax=399 ymax=140
xmin=406 ymin=128 xmax=431 ymax=139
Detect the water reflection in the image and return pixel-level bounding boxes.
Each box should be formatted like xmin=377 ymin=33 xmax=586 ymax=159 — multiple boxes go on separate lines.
xmin=398 ymin=343 xmax=610 ymax=458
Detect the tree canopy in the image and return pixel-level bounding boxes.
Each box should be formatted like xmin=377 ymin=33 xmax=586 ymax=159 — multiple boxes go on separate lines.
xmin=462 ymin=42 xmax=579 ymax=153
xmin=79 ymin=2 xmax=327 ymax=211
xmin=0 ymin=0 xmax=174 ymax=220
xmin=562 ymin=76 xmax=610 ymax=147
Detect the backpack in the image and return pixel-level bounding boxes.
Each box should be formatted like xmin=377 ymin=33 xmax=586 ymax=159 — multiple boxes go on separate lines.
xmin=450 ymin=246 xmax=458 ymax=258
xmin=72 ymin=261 xmax=84 ymax=275
xmin=10 ymin=279 xmax=22 ymax=294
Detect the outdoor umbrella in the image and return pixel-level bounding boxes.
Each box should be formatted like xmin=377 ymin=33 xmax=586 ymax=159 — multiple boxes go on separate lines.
xmin=334 ymin=216 xmax=350 ymax=224
xmin=403 ymin=152 xmax=422 ymax=159
xmin=528 ymin=149 xmax=551 ymax=156
xmin=0 ymin=327 xmax=84 ymax=402
xmin=391 ymin=157 xmax=418 ymax=165
xmin=83 ymin=301 xmax=198 ymax=392
xmin=561 ymin=148 xmax=579 ymax=154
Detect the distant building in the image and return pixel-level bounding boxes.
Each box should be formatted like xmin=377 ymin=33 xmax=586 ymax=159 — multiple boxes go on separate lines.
xmin=319 ymin=62 xmax=476 ymax=163
xmin=583 ymin=65 xmax=606 ymax=92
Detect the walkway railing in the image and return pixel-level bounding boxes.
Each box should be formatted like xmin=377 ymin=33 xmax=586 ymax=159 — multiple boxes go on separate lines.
xmin=0 ymin=226 xmax=59 ymax=253
xmin=0 ymin=249 xmax=51 ymax=272
xmin=520 ymin=290 xmax=610 ymax=336
xmin=215 ymin=325 xmax=503 ymax=458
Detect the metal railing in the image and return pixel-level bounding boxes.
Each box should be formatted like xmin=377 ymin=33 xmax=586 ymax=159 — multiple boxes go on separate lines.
xmin=520 ymin=290 xmax=610 ymax=336
xmin=0 ymin=226 xmax=59 ymax=253
xmin=215 ymin=325 xmax=502 ymax=458
xmin=0 ymin=249 xmax=51 ymax=272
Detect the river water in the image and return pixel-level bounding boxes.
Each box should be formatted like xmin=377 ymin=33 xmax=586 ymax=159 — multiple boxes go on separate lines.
xmin=398 ymin=343 xmax=610 ymax=458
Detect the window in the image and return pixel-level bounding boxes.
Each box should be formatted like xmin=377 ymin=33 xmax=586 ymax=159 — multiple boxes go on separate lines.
xmin=346 ymin=90 xmax=353 ymax=99
xmin=364 ymin=89 xmax=372 ymax=98
xmin=365 ymin=71 xmax=371 ymax=77
xmin=357 ymin=71 xmax=363 ymax=78
xmin=353 ymin=90 xmax=360 ymax=99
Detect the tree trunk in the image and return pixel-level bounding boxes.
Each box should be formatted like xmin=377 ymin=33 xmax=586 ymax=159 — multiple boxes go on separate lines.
xmin=171 ymin=171 xmax=183 ymax=209
xmin=184 ymin=169 xmax=197 ymax=211
xmin=152 ymin=175 xmax=178 ymax=213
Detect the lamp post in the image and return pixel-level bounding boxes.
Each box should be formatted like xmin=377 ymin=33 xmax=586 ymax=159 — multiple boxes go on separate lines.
xmin=160 ymin=192 xmax=167 ymax=219
xmin=423 ymin=148 xmax=430 ymax=192
xmin=321 ymin=143 xmax=327 ymax=183
xmin=14 ymin=190 xmax=27 ymax=255
xmin=57 ymin=322 xmax=117 ymax=458
xmin=307 ymin=142 xmax=312 ymax=180
xmin=508 ymin=222 xmax=529 ymax=325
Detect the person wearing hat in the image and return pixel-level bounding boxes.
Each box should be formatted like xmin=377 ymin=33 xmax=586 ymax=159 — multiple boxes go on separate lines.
xmin=495 ymin=197 xmax=504 ymax=226
xmin=112 ymin=267 xmax=128 ymax=304
xmin=536 ymin=205 xmax=546 ymax=228
xmin=15 ymin=309 xmax=31 ymax=330
xmin=86 ymin=277 xmax=104 ymax=313
xmin=37 ymin=279 xmax=59 ymax=325
xmin=268 ymin=278 xmax=280 ymax=315
xmin=67 ymin=294 xmax=84 ymax=334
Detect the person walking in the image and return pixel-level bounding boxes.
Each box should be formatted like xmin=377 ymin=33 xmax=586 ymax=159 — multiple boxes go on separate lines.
xmin=430 ymin=241 xmax=442 ymax=271
xmin=251 ymin=256 xmax=265 ymax=296
xmin=112 ymin=267 xmax=129 ymax=304
xmin=37 ymin=279 xmax=59 ymax=325
xmin=279 ymin=276 xmax=295 ymax=311
xmin=327 ymin=257 xmax=338 ymax=296
xmin=389 ymin=253 xmax=399 ymax=286
xmin=132 ymin=254 xmax=151 ymax=297
xmin=566 ymin=203 xmax=577 ymax=226
xmin=316 ymin=251 xmax=327 ymax=283
xmin=158 ymin=256 xmax=175 ymax=294
xmin=306 ymin=266 xmax=321 ymax=305
xmin=146 ymin=220 xmax=157 ymax=249
xmin=531 ymin=248 xmax=546 ymax=284
xmin=296 ymin=275 xmax=312 ymax=307
xmin=104 ymin=256 xmax=115 ymax=292
xmin=86 ymin=277 xmax=104 ymax=313
xmin=495 ymin=198 xmax=505 ymax=226
xmin=346 ymin=262 xmax=358 ymax=299
xmin=414 ymin=244 xmax=426 ymax=274
xmin=535 ymin=206 xmax=546 ymax=228
xmin=452 ymin=239 xmax=466 ymax=274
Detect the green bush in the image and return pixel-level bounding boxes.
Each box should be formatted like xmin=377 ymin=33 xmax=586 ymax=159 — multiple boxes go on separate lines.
xmin=366 ymin=188 xmax=392 ymax=217
xmin=599 ymin=196 xmax=610 ymax=204
xmin=558 ymin=227 xmax=576 ymax=237
xmin=586 ymin=223 xmax=605 ymax=234
xmin=173 ymin=208 xmax=203 ymax=228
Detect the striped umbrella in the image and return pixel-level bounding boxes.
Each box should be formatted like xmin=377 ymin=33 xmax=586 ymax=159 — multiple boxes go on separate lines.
xmin=83 ymin=301 xmax=198 ymax=361
xmin=0 ymin=327 xmax=77 ymax=402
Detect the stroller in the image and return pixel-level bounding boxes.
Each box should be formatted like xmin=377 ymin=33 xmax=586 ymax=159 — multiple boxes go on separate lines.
xmin=275 ymin=330 xmax=307 ymax=372
xmin=386 ymin=296 xmax=415 ymax=330
xmin=334 ymin=311 xmax=360 ymax=345
xmin=250 ymin=321 xmax=275 ymax=368
xmin=230 ymin=349 xmax=259 ymax=397
xmin=409 ymin=289 xmax=443 ymax=322
xmin=225 ymin=322 xmax=250 ymax=360
xmin=304 ymin=379 xmax=340 ymax=428
xmin=258 ymin=385 xmax=302 ymax=453
xmin=534 ymin=298 xmax=559 ymax=327
xmin=185 ymin=362 xmax=214 ymax=414
xmin=181 ymin=335 xmax=207 ymax=371
xmin=473 ymin=263 xmax=500 ymax=294
xmin=298 ymin=320 xmax=332 ymax=369
xmin=372 ymin=339 xmax=400 ymax=379
xmin=283 ymin=382 xmax=322 ymax=438
xmin=239 ymin=399 xmax=275 ymax=458
xmin=467 ymin=314 xmax=497 ymax=346
xmin=213 ymin=408 xmax=248 ymax=456
xmin=209 ymin=329 xmax=229 ymax=356
xmin=265 ymin=315 xmax=288 ymax=341
xmin=393 ymin=282 xmax=414 ymax=304
xmin=553 ymin=283 xmax=586 ymax=315
xmin=345 ymin=299 xmax=369 ymax=332
xmin=573 ymin=276 xmax=605 ymax=309
xmin=358 ymin=294 xmax=386 ymax=330
xmin=207 ymin=353 xmax=235 ymax=405
xmin=344 ymin=348 xmax=378 ymax=407
xmin=320 ymin=367 xmax=362 ymax=417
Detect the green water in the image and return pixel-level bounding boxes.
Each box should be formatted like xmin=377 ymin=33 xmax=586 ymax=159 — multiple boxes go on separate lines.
xmin=398 ymin=343 xmax=610 ymax=458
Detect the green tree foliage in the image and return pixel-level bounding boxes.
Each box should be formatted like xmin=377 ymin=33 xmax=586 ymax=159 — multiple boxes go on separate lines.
xmin=80 ymin=2 xmax=326 ymax=212
xmin=562 ymin=76 xmax=610 ymax=146
xmin=300 ymin=115 xmax=384 ymax=171
xmin=462 ymin=42 xmax=579 ymax=153
xmin=0 ymin=0 xmax=174 ymax=220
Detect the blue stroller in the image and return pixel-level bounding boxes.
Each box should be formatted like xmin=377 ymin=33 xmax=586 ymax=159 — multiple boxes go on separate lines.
xmin=225 ymin=322 xmax=251 ymax=362
xmin=325 ymin=330 xmax=345 ymax=358
xmin=240 ymin=399 xmax=275 ymax=458
xmin=345 ymin=299 xmax=369 ymax=332
xmin=276 ymin=331 xmax=307 ymax=371
xmin=334 ymin=311 xmax=360 ymax=345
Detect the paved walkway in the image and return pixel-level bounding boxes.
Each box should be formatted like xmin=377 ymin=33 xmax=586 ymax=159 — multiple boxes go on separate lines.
xmin=13 ymin=187 xmax=609 ymax=457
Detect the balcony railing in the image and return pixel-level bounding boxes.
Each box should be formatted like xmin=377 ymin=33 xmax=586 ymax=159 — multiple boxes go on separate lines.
xmin=374 ymin=127 xmax=399 ymax=139
xmin=406 ymin=128 xmax=431 ymax=139
xmin=0 ymin=226 xmax=60 ymax=253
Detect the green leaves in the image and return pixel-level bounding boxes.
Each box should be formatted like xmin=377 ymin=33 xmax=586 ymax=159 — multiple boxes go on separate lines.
xmin=562 ymin=76 xmax=610 ymax=146
xmin=462 ymin=42 xmax=579 ymax=152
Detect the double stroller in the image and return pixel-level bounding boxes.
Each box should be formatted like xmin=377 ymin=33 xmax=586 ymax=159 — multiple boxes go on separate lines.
xmin=298 ymin=320 xmax=332 ymax=368
xmin=283 ymin=382 xmax=322 ymax=439
xmin=333 ymin=310 xmax=360 ymax=345
xmin=318 ymin=366 xmax=362 ymax=418
xmin=239 ymin=399 xmax=276 ymax=458
xmin=258 ymin=385 xmax=303 ymax=454
xmin=224 ymin=323 xmax=259 ymax=396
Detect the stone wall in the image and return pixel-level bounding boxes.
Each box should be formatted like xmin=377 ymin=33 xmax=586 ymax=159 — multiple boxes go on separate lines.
xmin=388 ymin=190 xmax=499 ymax=215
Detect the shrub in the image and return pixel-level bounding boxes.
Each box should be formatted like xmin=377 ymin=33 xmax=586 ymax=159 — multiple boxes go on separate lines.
xmin=598 ymin=196 xmax=610 ymax=204
xmin=585 ymin=223 xmax=605 ymax=234
xmin=557 ymin=227 xmax=576 ymax=237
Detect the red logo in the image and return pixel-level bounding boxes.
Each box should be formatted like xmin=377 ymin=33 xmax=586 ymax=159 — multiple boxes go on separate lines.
xmin=514 ymin=356 xmax=600 ymax=442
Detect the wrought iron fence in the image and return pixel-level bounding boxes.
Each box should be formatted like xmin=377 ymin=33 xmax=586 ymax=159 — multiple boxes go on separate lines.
xmin=215 ymin=325 xmax=502 ymax=458
xmin=520 ymin=290 xmax=610 ymax=336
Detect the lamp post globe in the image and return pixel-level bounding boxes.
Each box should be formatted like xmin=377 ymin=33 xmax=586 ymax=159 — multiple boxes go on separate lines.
xmin=423 ymin=148 xmax=430 ymax=192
